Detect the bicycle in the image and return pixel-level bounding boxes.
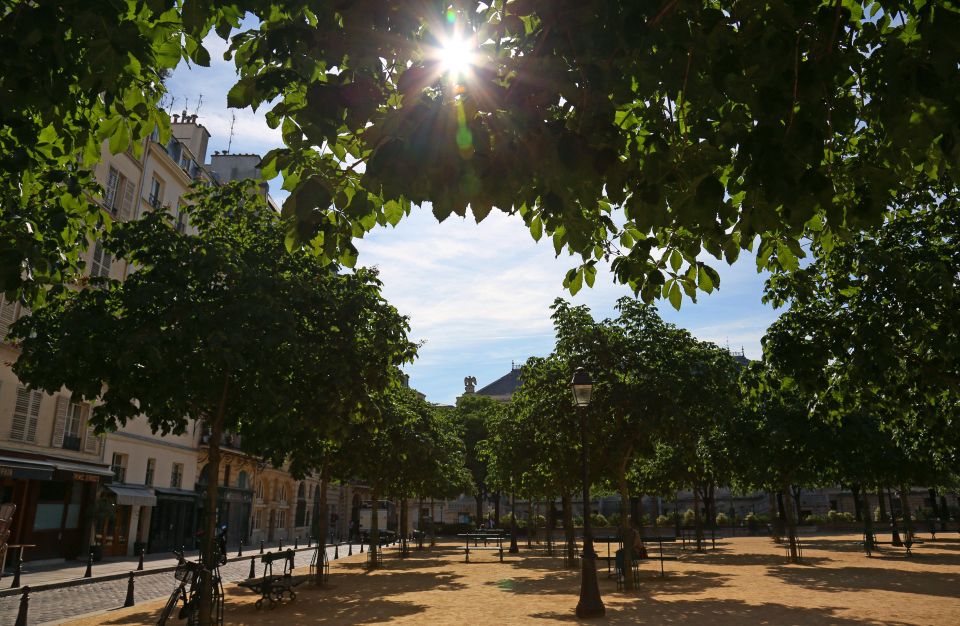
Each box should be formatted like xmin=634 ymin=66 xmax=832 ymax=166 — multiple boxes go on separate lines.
xmin=157 ymin=546 xmax=226 ymax=626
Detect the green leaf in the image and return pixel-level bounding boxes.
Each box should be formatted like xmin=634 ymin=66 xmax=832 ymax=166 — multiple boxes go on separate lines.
xmin=668 ymin=281 xmax=682 ymax=310
xmin=669 ymin=249 xmax=682 ymax=272
xmin=530 ymin=216 xmax=543 ymax=241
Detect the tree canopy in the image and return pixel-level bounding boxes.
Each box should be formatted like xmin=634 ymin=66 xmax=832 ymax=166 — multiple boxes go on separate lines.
xmin=4 ymin=1 xmax=960 ymax=306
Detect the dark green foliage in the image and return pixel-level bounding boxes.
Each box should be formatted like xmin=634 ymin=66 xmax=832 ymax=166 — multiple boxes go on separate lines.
xmin=6 ymin=2 xmax=960 ymax=307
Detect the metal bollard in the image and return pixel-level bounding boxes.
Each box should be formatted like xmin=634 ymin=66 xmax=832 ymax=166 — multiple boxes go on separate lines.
xmin=294 ymin=537 xmax=299 ymax=550
xmin=248 ymin=556 xmax=256 ymax=579
xmin=238 ymin=540 xmax=243 ymax=558
xmin=10 ymin=546 xmax=23 ymax=588
xmin=348 ymin=541 xmax=353 ymax=556
xmin=278 ymin=538 xmax=283 ymax=550
xmin=360 ymin=541 xmax=364 ymax=553
xmin=334 ymin=543 xmax=339 ymax=560
xmin=14 ymin=586 xmax=29 ymax=626
xmin=260 ymin=540 xmax=264 ymax=554
xmin=84 ymin=550 xmax=93 ymax=578
xmin=124 ymin=572 xmax=135 ymax=607
xmin=307 ymin=535 xmax=312 ymax=548
xmin=137 ymin=547 xmax=144 ymax=571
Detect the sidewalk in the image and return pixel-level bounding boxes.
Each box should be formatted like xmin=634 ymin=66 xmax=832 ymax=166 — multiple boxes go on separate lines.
xmin=0 ymin=539 xmax=344 ymax=593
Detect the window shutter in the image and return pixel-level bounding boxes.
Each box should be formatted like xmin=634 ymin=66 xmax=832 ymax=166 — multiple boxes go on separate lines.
xmin=91 ymin=242 xmax=113 ymax=278
xmin=119 ymin=180 xmax=136 ymax=221
xmin=0 ymin=296 xmax=18 ymax=339
xmin=11 ymin=386 xmax=30 ymax=440
xmin=104 ymin=167 xmax=119 ymax=209
xmin=51 ymin=394 xmax=68 ymax=448
xmin=83 ymin=406 xmax=99 ymax=454
xmin=26 ymin=390 xmax=41 ymax=442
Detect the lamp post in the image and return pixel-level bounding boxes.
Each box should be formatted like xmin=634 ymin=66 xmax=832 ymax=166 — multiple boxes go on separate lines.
xmin=571 ymin=368 xmax=604 ymax=618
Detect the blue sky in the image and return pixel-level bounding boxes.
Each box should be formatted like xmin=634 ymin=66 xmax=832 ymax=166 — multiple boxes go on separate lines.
xmin=167 ymin=34 xmax=783 ymax=405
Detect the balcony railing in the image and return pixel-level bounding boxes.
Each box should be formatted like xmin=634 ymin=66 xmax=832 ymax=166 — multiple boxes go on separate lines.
xmin=112 ymin=466 xmax=126 ymax=483
xmin=147 ymin=193 xmax=162 ymax=209
xmin=62 ymin=435 xmax=82 ymax=451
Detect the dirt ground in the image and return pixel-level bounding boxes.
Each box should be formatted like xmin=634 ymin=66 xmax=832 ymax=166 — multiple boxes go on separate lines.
xmin=65 ymin=532 xmax=960 ymax=625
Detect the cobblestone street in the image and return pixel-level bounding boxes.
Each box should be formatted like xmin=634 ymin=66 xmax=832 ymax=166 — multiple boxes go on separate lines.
xmin=0 ymin=544 xmax=353 ymax=625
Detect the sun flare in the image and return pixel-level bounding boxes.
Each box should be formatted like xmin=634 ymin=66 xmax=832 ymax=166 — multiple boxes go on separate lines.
xmin=438 ymin=35 xmax=474 ymax=79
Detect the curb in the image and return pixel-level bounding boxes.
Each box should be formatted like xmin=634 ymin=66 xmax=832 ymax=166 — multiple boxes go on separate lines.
xmin=0 ymin=545 xmax=325 ymax=598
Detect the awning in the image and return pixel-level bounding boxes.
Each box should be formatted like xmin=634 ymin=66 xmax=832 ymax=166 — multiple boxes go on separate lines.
xmin=52 ymin=460 xmax=114 ymax=482
xmin=105 ymin=484 xmax=157 ymax=507
xmin=154 ymin=487 xmax=200 ymax=502
xmin=0 ymin=456 xmax=55 ymax=481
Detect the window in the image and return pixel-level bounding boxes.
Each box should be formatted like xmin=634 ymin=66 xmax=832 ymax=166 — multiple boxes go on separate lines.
xmin=223 ymin=464 xmax=231 ymax=487
xmin=148 ymin=176 xmax=163 ymax=208
xmin=145 ymin=458 xmax=156 ymax=486
xmin=175 ymin=205 xmax=187 ymax=233
xmin=171 ymin=462 xmax=184 ymax=489
xmin=254 ymin=509 xmax=262 ymax=530
xmin=11 ymin=386 xmax=41 ymax=442
xmin=238 ymin=471 xmax=249 ymax=490
xmin=111 ymin=452 xmax=128 ymax=483
xmin=91 ymin=241 xmax=112 ymax=278
xmin=278 ymin=484 xmax=286 ymax=502
xmin=60 ymin=401 xmax=85 ymax=451
xmin=278 ymin=510 xmax=286 ymax=529
xmin=256 ymin=481 xmax=264 ymax=500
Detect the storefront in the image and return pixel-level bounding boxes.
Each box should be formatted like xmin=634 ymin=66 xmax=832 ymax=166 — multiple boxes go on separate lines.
xmin=0 ymin=454 xmax=112 ymax=560
xmin=97 ymin=484 xmax=156 ymax=557
xmin=149 ymin=487 xmax=198 ymax=553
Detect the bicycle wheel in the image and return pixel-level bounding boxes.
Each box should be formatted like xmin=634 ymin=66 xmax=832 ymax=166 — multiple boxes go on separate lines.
xmin=157 ymin=586 xmax=184 ymax=626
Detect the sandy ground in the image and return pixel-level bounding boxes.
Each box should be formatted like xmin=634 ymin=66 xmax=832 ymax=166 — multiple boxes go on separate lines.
xmin=63 ymin=533 xmax=960 ymax=625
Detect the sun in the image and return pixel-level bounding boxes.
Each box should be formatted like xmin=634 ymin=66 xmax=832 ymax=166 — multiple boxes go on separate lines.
xmin=438 ymin=34 xmax=475 ymax=79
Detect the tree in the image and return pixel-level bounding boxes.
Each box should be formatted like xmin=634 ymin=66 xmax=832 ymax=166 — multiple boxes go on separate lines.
xmin=455 ymin=394 xmax=503 ymax=525
xmin=762 ymin=193 xmax=960 ymax=538
xmin=734 ymin=362 xmax=830 ymax=562
xmin=6 ymin=2 xmax=960 ymax=306
xmin=11 ymin=183 xmax=414 ymax=623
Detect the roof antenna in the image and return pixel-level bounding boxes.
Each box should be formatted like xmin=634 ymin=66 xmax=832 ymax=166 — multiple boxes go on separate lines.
xmin=226 ymin=112 xmax=236 ymax=154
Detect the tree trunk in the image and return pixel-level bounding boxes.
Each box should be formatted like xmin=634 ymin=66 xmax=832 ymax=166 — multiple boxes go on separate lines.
xmin=899 ymin=486 xmax=913 ymax=542
xmin=773 ymin=491 xmax=785 ymax=541
xmin=527 ymin=497 xmax=534 ymax=548
xmin=782 ymin=483 xmax=800 ymax=562
xmin=429 ymin=497 xmax=435 ymax=547
xmin=494 ymin=491 xmax=501 ymax=526
xmin=369 ymin=487 xmax=380 ymax=569
xmin=399 ymin=496 xmax=409 ymax=557
xmin=851 ymin=484 xmax=862 ymax=522
xmin=316 ymin=473 xmax=328 ymax=584
xmin=475 ymin=493 xmax=484 ymax=527
xmin=198 ymin=378 xmax=229 ymax=626
xmin=877 ymin=486 xmax=887 ymax=522
xmin=617 ymin=467 xmax=634 ymax=590
xmin=693 ymin=484 xmax=704 ymax=551
xmin=562 ymin=493 xmax=576 ymax=567
xmin=707 ymin=482 xmax=716 ymax=529
xmin=417 ymin=495 xmax=424 ymax=550
xmin=862 ymin=489 xmax=874 ymax=553
xmin=792 ymin=486 xmax=802 ymax=520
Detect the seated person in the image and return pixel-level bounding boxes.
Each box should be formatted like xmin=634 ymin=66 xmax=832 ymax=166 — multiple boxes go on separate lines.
xmin=632 ymin=533 xmax=648 ymax=559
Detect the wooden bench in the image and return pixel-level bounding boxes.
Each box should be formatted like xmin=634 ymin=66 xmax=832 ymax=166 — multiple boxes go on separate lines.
xmin=237 ymin=549 xmax=309 ymax=609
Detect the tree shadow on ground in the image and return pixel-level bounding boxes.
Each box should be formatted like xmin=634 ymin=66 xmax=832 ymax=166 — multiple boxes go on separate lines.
xmin=530 ymin=597 xmax=914 ymax=625
xmin=766 ymin=563 xmax=960 ymax=598
xmin=691 ymin=551 xmax=830 ymax=568
xmin=486 ymin=568 xmax=729 ymax=597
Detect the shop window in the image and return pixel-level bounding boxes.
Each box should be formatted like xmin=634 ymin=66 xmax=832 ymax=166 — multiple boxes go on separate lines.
xmin=33 ymin=482 xmax=67 ymax=531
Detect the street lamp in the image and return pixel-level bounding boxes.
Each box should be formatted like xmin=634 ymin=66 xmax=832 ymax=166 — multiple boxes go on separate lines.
xmin=571 ymin=368 xmax=604 ymax=618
